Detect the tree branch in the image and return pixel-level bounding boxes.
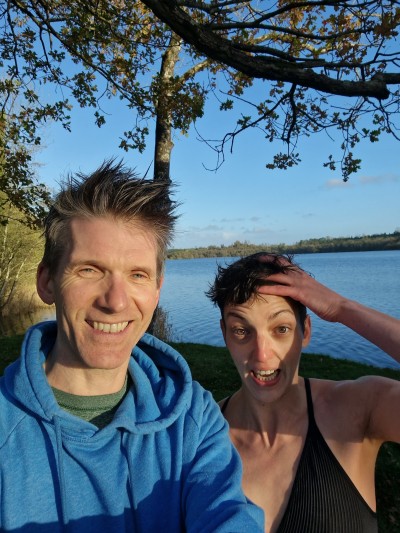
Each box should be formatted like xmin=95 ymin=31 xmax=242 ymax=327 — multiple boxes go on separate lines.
xmin=141 ymin=0 xmax=399 ymax=99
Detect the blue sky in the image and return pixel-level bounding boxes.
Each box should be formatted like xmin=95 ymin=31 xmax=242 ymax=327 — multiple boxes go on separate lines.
xmin=36 ymin=90 xmax=400 ymax=250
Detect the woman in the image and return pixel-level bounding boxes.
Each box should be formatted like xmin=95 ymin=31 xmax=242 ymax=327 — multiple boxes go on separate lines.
xmin=206 ymin=252 xmax=400 ymax=533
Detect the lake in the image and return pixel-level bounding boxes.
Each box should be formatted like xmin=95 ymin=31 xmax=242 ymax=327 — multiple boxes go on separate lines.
xmin=1 ymin=250 xmax=399 ymax=370
xmin=159 ymin=250 xmax=400 ymax=370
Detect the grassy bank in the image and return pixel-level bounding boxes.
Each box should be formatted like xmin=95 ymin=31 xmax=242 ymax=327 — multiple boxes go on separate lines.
xmin=1 ymin=335 xmax=399 ymax=532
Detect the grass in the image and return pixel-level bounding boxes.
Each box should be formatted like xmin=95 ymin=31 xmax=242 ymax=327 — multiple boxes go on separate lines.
xmin=1 ymin=335 xmax=399 ymax=531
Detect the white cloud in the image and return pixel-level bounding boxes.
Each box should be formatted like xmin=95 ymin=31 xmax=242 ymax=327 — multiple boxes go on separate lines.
xmin=325 ymin=179 xmax=351 ymax=188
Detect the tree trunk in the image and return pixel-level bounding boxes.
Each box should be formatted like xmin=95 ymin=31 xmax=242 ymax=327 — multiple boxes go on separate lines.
xmin=153 ymin=34 xmax=182 ymax=182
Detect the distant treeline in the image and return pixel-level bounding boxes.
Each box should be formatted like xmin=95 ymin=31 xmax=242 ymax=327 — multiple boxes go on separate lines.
xmin=167 ymin=231 xmax=400 ymax=260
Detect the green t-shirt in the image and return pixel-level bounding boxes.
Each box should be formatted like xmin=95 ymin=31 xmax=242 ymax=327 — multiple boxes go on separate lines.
xmin=52 ymin=377 xmax=129 ymax=429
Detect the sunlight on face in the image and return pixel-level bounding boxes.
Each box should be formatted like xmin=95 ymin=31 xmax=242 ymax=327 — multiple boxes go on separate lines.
xmin=38 ymin=216 xmax=162 ymax=376
xmin=222 ymin=294 xmax=310 ymax=402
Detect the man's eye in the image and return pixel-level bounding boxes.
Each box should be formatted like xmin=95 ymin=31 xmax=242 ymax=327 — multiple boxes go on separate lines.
xmin=78 ymin=267 xmax=97 ymax=277
xmin=131 ymin=271 xmax=150 ymax=283
xmin=131 ymin=272 xmax=147 ymax=280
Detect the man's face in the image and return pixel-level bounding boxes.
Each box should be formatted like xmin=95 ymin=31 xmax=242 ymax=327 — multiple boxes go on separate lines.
xmin=37 ymin=216 xmax=162 ymax=373
xmin=221 ymin=293 xmax=311 ymax=404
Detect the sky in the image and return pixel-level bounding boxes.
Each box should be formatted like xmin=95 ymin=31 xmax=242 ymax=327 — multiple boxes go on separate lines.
xmin=35 ymin=88 xmax=400 ymax=250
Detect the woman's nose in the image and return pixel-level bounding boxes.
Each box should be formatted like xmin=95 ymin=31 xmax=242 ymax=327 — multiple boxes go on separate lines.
xmin=252 ymin=333 xmax=275 ymax=362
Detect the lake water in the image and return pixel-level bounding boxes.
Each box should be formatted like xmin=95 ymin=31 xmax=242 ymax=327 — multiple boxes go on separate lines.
xmin=159 ymin=250 xmax=400 ymax=370
xmin=2 ymin=250 xmax=399 ymax=370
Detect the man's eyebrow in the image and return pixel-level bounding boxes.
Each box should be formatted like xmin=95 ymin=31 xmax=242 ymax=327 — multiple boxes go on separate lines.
xmin=69 ymin=257 xmax=153 ymax=271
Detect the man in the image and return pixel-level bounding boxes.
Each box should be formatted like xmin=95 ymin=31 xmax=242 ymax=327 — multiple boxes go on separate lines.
xmin=206 ymin=252 xmax=400 ymax=533
xmin=0 ymin=161 xmax=263 ymax=532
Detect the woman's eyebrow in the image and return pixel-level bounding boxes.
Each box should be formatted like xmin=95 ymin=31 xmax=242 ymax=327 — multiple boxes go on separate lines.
xmin=269 ymin=309 xmax=296 ymax=321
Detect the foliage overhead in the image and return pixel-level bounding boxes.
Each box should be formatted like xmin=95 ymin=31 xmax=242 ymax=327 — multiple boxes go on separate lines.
xmin=142 ymin=0 xmax=400 ymax=180
xmin=1 ymin=0 xmax=400 ymax=199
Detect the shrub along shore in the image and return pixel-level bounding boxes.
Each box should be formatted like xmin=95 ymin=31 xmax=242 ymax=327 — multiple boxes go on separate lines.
xmin=1 ymin=335 xmax=399 ymax=532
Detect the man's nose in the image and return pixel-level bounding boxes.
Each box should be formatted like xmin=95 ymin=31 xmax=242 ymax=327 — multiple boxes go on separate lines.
xmin=97 ymin=275 xmax=129 ymax=313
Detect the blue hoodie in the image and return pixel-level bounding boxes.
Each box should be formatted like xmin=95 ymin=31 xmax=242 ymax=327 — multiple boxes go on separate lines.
xmin=0 ymin=321 xmax=264 ymax=532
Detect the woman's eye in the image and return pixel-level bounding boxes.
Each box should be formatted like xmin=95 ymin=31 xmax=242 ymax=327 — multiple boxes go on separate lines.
xmin=232 ymin=327 xmax=247 ymax=338
xmin=277 ymin=326 xmax=289 ymax=334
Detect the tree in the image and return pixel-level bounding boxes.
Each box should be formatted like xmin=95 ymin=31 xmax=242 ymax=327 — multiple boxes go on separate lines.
xmin=142 ymin=0 xmax=400 ymax=180
xmin=2 ymin=0 xmax=400 ymax=197
xmin=1 ymin=1 xmax=217 ymax=187
xmin=1 ymin=104 xmax=51 ymax=227
xmin=1 ymin=1 xmax=220 ymax=334
xmin=0 ymin=192 xmax=43 ymax=312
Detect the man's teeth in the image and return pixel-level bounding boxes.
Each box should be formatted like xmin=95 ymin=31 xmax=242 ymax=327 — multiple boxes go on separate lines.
xmin=92 ymin=321 xmax=129 ymax=333
xmin=254 ymin=369 xmax=279 ymax=382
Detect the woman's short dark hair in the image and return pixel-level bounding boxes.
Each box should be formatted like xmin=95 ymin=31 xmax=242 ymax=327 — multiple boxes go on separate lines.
xmin=206 ymin=252 xmax=308 ymax=330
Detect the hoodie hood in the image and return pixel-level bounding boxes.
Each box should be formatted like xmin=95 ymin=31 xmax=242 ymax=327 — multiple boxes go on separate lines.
xmin=3 ymin=320 xmax=193 ymax=436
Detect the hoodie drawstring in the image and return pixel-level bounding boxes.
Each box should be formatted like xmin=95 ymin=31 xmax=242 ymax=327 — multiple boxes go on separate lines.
xmin=125 ymin=430 xmax=139 ymax=529
xmin=54 ymin=415 xmax=69 ymax=530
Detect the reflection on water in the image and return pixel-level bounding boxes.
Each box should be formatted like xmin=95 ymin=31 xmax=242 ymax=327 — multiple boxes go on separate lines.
xmin=0 ymin=307 xmax=55 ymax=337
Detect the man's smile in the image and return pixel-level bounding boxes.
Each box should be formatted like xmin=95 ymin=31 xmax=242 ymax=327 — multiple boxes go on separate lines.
xmin=88 ymin=320 xmax=130 ymax=333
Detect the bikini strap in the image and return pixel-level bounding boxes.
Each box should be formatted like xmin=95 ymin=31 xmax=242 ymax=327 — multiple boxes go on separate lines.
xmin=220 ymin=395 xmax=232 ymax=414
xmin=303 ymin=377 xmax=315 ymax=423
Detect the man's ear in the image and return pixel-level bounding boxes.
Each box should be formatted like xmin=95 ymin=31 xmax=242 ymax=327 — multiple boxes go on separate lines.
xmin=36 ymin=263 xmax=55 ymax=305
xmin=302 ymin=315 xmax=312 ymax=349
